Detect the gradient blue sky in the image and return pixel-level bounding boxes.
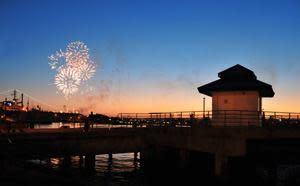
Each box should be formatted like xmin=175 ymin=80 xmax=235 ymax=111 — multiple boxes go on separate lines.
xmin=1 ymin=0 xmax=300 ymax=114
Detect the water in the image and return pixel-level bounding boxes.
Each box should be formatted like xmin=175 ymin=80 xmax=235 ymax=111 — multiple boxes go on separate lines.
xmin=34 ymin=122 xmax=83 ymax=129
xmin=34 ymin=122 xmax=133 ymax=129
xmin=11 ymin=153 xmax=299 ymax=186
xmin=7 ymin=153 xmax=143 ymax=186
xmin=44 ymin=153 xmax=140 ymax=185
xmin=25 ymin=155 xmax=300 ymax=186
xmin=29 ymin=153 xmax=139 ymax=172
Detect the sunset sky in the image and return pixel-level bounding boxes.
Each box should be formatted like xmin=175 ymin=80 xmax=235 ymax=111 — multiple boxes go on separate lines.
xmin=1 ymin=0 xmax=300 ymax=115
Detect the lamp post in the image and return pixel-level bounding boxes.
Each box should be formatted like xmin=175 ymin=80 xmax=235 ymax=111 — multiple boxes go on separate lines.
xmin=203 ymin=97 xmax=206 ymax=118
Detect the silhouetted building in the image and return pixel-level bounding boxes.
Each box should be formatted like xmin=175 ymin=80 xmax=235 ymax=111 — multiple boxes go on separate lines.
xmin=198 ymin=64 xmax=274 ymax=126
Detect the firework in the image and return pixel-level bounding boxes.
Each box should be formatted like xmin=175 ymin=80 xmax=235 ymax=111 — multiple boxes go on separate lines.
xmin=48 ymin=50 xmax=65 ymax=70
xmin=49 ymin=41 xmax=96 ymax=99
xmin=54 ymin=66 xmax=81 ymax=99
xmin=78 ymin=61 xmax=96 ymax=81
xmin=65 ymin=41 xmax=89 ymax=68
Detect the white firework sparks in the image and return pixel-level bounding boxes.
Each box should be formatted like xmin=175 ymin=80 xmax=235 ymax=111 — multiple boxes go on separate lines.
xmin=78 ymin=62 xmax=96 ymax=81
xmin=54 ymin=67 xmax=81 ymax=99
xmin=49 ymin=41 xmax=96 ymax=99
xmin=48 ymin=50 xmax=65 ymax=70
xmin=65 ymin=41 xmax=89 ymax=68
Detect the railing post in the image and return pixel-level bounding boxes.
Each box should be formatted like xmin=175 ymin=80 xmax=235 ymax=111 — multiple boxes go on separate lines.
xmin=262 ymin=111 xmax=265 ymax=126
xmin=169 ymin=112 xmax=172 ymax=127
xmin=239 ymin=110 xmax=242 ymax=126
xmin=203 ymin=97 xmax=206 ymax=117
xmin=224 ymin=110 xmax=226 ymax=127
xmin=257 ymin=111 xmax=260 ymax=126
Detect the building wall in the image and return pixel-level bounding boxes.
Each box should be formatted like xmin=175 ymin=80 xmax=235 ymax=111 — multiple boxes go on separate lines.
xmin=211 ymin=91 xmax=261 ymax=126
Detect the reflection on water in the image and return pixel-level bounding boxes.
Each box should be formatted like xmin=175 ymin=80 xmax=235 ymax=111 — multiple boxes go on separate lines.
xmin=28 ymin=153 xmax=141 ymax=186
xmin=5 ymin=152 xmax=300 ymax=186
xmin=34 ymin=122 xmax=83 ymax=129
xmin=34 ymin=122 xmax=132 ymax=129
xmin=32 ymin=153 xmax=140 ymax=172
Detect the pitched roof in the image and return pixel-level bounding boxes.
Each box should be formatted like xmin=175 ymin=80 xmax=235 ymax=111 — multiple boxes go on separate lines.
xmin=218 ymin=64 xmax=256 ymax=80
xmin=197 ymin=64 xmax=275 ymax=97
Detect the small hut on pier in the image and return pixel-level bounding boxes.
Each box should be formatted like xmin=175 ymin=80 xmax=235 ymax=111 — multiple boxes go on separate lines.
xmin=197 ymin=64 xmax=274 ymax=126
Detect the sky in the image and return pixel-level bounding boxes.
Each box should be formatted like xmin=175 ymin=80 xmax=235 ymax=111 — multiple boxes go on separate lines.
xmin=0 ymin=0 xmax=300 ymax=115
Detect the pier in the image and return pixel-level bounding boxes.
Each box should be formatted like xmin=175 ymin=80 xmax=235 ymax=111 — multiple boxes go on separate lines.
xmin=2 ymin=120 xmax=300 ymax=178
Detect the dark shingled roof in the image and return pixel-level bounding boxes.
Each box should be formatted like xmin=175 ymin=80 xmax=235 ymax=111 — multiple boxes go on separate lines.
xmin=197 ymin=64 xmax=275 ymax=97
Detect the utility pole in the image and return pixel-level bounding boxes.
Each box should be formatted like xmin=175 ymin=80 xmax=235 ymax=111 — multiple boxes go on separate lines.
xmin=12 ymin=90 xmax=17 ymax=103
xmin=21 ymin=93 xmax=24 ymax=107
xmin=18 ymin=93 xmax=24 ymax=107
xmin=27 ymin=99 xmax=30 ymax=111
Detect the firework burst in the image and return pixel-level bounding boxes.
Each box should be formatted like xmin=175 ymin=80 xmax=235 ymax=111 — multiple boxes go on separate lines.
xmin=65 ymin=41 xmax=90 ymax=68
xmin=78 ymin=62 xmax=96 ymax=81
xmin=49 ymin=41 xmax=96 ymax=99
xmin=54 ymin=66 xmax=81 ymax=99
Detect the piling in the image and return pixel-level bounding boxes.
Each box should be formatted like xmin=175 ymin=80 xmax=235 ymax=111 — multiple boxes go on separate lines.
xmin=85 ymin=154 xmax=95 ymax=172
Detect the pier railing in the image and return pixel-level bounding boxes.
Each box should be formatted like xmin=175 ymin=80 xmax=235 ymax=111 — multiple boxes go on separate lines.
xmin=116 ymin=110 xmax=300 ymax=127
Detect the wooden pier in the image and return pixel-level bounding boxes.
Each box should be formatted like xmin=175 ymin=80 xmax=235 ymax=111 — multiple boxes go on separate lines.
xmin=2 ymin=126 xmax=300 ymax=177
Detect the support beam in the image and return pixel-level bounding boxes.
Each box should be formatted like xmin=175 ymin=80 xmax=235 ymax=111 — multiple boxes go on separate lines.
xmin=108 ymin=153 xmax=113 ymax=162
xmin=79 ymin=156 xmax=84 ymax=168
xmin=134 ymin=151 xmax=138 ymax=169
xmin=134 ymin=151 xmax=138 ymax=162
xmin=62 ymin=155 xmax=71 ymax=168
xmin=178 ymin=149 xmax=189 ymax=168
xmin=215 ymin=153 xmax=228 ymax=177
xmin=85 ymin=154 xmax=95 ymax=172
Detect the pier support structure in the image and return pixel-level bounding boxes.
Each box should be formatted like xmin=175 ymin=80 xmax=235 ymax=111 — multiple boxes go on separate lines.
xmin=108 ymin=153 xmax=113 ymax=162
xmin=85 ymin=154 xmax=95 ymax=171
xmin=214 ymin=153 xmax=228 ymax=177
xmin=62 ymin=155 xmax=71 ymax=168
xmin=178 ymin=149 xmax=189 ymax=168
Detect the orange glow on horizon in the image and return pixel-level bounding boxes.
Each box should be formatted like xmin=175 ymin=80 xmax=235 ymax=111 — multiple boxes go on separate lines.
xmin=43 ymin=80 xmax=300 ymax=116
xmin=46 ymin=92 xmax=300 ymax=116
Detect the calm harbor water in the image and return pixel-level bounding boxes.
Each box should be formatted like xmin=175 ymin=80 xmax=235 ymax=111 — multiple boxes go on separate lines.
xmin=27 ymin=153 xmax=142 ymax=186
xmin=24 ymin=153 xmax=300 ymax=186
xmin=34 ymin=122 xmax=131 ymax=129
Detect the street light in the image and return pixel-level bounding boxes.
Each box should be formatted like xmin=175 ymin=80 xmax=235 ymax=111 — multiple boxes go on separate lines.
xmin=203 ymin=97 xmax=206 ymax=118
